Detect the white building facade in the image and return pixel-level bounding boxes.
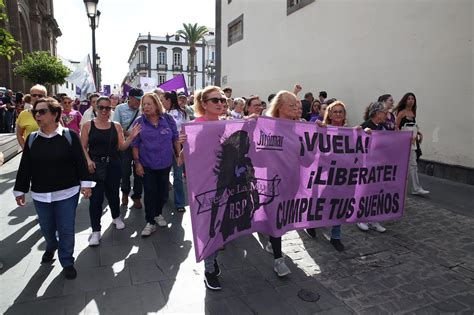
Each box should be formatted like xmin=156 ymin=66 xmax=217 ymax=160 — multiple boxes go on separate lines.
xmin=57 ymin=57 xmax=80 ymax=97
xmin=216 ymin=0 xmax=473 ymax=180
xmin=125 ymin=31 xmax=216 ymax=92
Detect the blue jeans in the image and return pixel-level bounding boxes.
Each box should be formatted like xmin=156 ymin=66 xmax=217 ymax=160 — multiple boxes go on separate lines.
xmin=143 ymin=166 xmax=171 ymax=224
xmin=172 ymin=158 xmax=185 ymax=208
xmin=204 ymin=251 xmax=218 ymax=273
xmin=89 ymin=159 xmax=122 ymax=231
xmin=33 ymin=192 xmax=79 ymax=267
xmin=331 ymin=225 xmax=341 ymax=240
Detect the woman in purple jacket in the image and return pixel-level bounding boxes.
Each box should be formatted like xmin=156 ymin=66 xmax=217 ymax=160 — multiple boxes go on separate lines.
xmin=132 ymin=93 xmax=185 ymax=237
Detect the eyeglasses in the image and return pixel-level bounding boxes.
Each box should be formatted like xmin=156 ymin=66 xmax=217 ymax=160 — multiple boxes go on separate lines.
xmin=251 ymin=103 xmax=263 ymax=108
xmin=204 ymin=97 xmax=226 ymax=104
xmin=97 ymin=105 xmax=112 ymax=111
xmin=31 ymin=94 xmax=45 ymax=98
xmin=31 ymin=108 xmax=49 ymax=116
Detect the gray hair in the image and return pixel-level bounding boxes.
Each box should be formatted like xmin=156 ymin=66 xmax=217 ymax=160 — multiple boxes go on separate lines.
xmin=368 ymin=101 xmax=385 ymax=118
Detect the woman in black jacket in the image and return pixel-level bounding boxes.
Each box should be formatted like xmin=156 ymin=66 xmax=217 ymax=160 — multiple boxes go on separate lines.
xmin=14 ymin=97 xmax=92 ymax=280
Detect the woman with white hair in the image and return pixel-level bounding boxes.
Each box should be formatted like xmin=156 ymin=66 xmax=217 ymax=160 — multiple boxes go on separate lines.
xmin=356 ymin=101 xmax=388 ymax=232
xmin=264 ymin=90 xmax=298 ymax=276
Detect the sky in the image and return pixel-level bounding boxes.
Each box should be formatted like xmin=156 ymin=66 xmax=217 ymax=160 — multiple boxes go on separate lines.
xmin=53 ymin=0 xmax=215 ymax=87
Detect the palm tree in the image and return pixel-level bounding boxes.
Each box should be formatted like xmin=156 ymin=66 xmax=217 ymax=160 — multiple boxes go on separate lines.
xmin=177 ymin=23 xmax=208 ymax=91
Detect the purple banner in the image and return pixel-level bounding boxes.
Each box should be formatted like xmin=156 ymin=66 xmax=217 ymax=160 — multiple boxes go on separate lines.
xmin=183 ymin=117 xmax=412 ymax=262
xmin=158 ymin=74 xmax=188 ymax=96
xmin=122 ymin=84 xmax=131 ymax=98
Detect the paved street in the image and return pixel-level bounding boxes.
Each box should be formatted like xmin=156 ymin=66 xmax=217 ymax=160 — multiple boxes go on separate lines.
xmin=1 ymin=154 xmax=473 ymax=314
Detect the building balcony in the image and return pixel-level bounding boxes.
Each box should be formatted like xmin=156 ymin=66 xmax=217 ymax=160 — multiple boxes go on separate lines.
xmin=186 ymin=65 xmax=198 ymax=72
xmin=172 ymin=64 xmax=183 ymax=72
xmin=157 ymin=64 xmax=168 ymax=71
xmin=136 ymin=63 xmax=148 ymax=71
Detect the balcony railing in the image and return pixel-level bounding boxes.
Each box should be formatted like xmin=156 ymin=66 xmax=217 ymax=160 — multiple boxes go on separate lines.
xmin=172 ymin=64 xmax=183 ymax=72
xmin=136 ymin=63 xmax=148 ymax=71
xmin=157 ymin=64 xmax=168 ymax=71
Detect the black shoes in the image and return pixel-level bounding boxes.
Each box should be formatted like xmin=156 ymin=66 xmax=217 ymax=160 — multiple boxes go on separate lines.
xmin=204 ymin=272 xmax=221 ymax=290
xmin=41 ymin=250 xmax=55 ymax=263
xmin=305 ymin=228 xmax=316 ymax=238
xmin=63 ymin=266 xmax=77 ymax=279
xmin=204 ymin=260 xmax=222 ymax=290
xmin=330 ymin=238 xmax=345 ymax=252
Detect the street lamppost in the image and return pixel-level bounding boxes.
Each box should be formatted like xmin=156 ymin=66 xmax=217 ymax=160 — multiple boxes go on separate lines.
xmin=206 ymin=60 xmax=216 ymax=86
xmin=96 ymin=54 xmax=101 ymax=91
xmin=83 ymin=0 xmax=100 ymax=91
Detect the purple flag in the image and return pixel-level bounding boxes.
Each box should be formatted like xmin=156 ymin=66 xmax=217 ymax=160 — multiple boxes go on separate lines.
xmin=103 ymin=85 xmax=111 ymax=96
xmin=183 ymin=117 xmax=412 ymax=262
xmin=122 ymin=84 xmax=131 ymax=98
xmin=158 ymin=74 xmax=188 ymax=96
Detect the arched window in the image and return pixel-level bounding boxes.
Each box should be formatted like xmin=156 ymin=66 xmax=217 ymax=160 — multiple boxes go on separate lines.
xmin=157 ymin=46 xmax=167 ymax=65
xmin=138 ymin=45 xmax=147 ymax=64
xmin=172 ymin=47 xmax=182 ymax=66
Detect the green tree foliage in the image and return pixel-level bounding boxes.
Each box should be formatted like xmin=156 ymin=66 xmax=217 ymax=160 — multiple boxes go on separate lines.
xmin=14 ymin=51 xmax=71 ymax=85
xmin=0 ymin=0 xmax=22 ymax=60
xmin=177 ymin=23 xmax=208 ymax=90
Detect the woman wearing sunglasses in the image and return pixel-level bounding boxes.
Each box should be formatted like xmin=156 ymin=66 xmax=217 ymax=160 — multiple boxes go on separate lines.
xmin=61 ymin=95 xmax=82 ymax=134
xmin=80 ymin=96 xmax=141 ymax=246
xmin=189 ymin=86 xmax=227 ymax=290
xmin=14 ymin=97 xmax=92 ymax=280
xmin=304 ymin=101 xmax=348 ymax=251
xmin=15 ymin=85 xmax=46 ymax=149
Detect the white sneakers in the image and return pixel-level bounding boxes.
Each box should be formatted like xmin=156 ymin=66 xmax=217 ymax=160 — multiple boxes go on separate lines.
xmin=141 ymin=215 xmax=167 ymax=237
xmin=141 ymin=223 xmax=157 ymax=237
xmin=412 ymin=188 xmax=430 ymax=195
xmin=154 ymin=215 xmax=167 ymax=227
xmin=274 ymin=257 xmax=291 ymax=277
xmin=88 ymin=232 xmax=101 ymax=246
xmin=368 ymin=222 xmax=386 ymax=233
xmin=357 ymin=222 xmax=386 ymax=233
xmin=357 ymin=222 xmax=369 ymax=231
xmin=113 ymin=217 xmax=125 ymax=230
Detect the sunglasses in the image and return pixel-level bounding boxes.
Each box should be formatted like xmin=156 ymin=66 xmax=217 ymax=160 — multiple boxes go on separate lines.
xmin=204 ymin=97 xmax=226 ymax=104
xmin=31 ymin=94 xmax=45 ymax=98
xmin=31 ymin=108 xmax=49 ymax=116
xmin=97 ymin=105 xmax=112 ymax=111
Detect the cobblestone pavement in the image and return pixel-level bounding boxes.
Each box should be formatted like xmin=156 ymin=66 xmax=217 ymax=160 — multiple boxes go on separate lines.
xmin=1 ymin=155 xmax=473 ymax=314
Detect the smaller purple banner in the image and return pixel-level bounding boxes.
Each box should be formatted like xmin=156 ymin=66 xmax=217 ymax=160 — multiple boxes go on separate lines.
xmin=158 ymin=74 xmax=188 ymax=96
xmin=103 ymin=85 xmax=111 ymax=96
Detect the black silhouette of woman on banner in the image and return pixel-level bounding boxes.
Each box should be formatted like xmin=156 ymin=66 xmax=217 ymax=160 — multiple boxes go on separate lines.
xmin=209 ymin=130 xmax=260 ymax=241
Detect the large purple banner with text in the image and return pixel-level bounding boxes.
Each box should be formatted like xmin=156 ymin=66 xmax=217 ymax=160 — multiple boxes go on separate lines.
xmin=183 ymin=117 xmax=412 ymax=262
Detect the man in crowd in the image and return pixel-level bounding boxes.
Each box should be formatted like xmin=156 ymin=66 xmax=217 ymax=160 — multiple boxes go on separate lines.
xmin=178 ymin=92 xmax=195 ymax=120
xmin=113 ymin=88 xmax=143 ymax=209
